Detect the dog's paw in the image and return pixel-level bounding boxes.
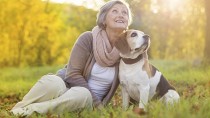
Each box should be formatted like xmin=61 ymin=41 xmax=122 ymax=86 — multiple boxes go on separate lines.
xmin=132 ymin=107 xmax=147 ymax=115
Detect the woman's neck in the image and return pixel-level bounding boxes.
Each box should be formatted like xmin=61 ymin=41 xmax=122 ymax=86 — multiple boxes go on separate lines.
xmin=105 ymin=28 xmax=124 ymax=47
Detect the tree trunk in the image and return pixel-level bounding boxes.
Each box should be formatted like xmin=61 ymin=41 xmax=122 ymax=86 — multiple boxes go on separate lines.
xmin=203 ymin=0 xmax=210 ymax=64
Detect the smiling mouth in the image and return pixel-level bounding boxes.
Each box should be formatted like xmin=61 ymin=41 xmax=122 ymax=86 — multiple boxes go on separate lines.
xmin=116 ymin=20 xmax=124 ymax=23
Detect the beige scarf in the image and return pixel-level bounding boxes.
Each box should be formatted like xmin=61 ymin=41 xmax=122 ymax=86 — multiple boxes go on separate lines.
xmin=92 ymin=26 xmax=120 ymax=67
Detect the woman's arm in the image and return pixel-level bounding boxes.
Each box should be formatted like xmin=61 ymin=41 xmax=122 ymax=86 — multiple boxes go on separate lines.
xmin=64 ymin=31 xmax=102 ymax=107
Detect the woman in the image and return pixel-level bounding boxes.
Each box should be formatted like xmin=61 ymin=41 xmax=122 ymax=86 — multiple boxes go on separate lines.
xmin=11 ymin=0 xmax=132 ymax=116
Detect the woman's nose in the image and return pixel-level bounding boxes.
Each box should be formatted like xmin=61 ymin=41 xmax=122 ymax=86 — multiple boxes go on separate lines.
xmin=118 ymin=11 xmax=124 ymax=17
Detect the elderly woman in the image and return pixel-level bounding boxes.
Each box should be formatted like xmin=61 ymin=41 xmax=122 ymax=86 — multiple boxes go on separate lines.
xmin=11 ymin=0 xmax=132 ymax=116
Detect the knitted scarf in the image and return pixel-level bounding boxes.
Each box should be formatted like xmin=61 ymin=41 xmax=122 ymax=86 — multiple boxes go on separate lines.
xmin=92 ymin=26 xmax=120 ymax=67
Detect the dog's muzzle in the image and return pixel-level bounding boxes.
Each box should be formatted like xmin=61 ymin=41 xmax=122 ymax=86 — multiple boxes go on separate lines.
xmin=143 ymin=34 xmax=149 ymax=40
xmin=134 ymin=34 xmax=150 ymax=52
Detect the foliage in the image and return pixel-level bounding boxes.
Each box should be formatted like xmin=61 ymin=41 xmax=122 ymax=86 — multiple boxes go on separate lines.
xmin=0 ymin=0 xmax=208 ymax=67
xmin=127 ymin=0 xmax=205 ymax=61
xmin=0 ymin=0 xmax=97 ymax=67
xmin=203 ymin=0 xmax=210 ymax=64
xmin=0 ymin=60 xmax=210 ymax=117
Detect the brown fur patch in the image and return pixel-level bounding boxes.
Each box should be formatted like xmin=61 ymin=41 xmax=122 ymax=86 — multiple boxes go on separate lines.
xmin=114 ymin=32 xmax=130 ymax=54
xmin=133 ymin=107 xmax=147 ymax=115
xmin=142 ymin=52 xmax=156 ymax=78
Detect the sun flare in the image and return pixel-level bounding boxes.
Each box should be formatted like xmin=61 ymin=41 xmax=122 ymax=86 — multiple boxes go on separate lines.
xmin=151 ymin=0 xmax=184 ymax=14
xmin=46 ymin=0 xmax=105 ymax=10
xmin=166 ymin=0 xmax=183 ymax=11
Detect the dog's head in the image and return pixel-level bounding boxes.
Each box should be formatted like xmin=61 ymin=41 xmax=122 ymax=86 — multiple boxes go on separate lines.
xmin=115 ymin=30 xmax=150 ymax=59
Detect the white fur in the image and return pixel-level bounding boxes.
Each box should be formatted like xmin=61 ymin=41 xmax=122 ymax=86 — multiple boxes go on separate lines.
xmin=118 ymin=30 xmax=180 ymax=111
xmin=119 ymin=59 xmax=163 ymax=110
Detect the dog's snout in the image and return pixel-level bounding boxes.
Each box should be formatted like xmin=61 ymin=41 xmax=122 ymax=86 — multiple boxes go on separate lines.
xmin=131 ymin=32 xmax=137 ymax=37
xmin=143 ymin=35 xmax=149 ymax=40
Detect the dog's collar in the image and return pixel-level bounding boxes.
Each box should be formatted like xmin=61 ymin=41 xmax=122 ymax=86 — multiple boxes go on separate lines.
xmin=122 ymin=54 xmax=143 ymax=64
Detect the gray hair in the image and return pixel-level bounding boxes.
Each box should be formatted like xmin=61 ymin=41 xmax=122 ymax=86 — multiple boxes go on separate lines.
xmin=96 ymin=0 xmax=133 ymax=29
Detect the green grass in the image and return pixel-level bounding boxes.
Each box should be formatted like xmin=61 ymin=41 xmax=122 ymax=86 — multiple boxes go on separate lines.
xmin=0 ymin=60 xmax=210 ymax=118
xmin=0 ymin=65 xmax=64 ymax=96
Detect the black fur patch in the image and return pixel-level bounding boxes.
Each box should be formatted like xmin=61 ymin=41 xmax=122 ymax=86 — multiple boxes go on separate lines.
xmin=155 ymin=75 xmax=175 ymax=97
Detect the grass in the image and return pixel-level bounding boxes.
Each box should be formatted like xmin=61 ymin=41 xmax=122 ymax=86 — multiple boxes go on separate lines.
xmin=0 ymin=60 xmax=210 ymax=118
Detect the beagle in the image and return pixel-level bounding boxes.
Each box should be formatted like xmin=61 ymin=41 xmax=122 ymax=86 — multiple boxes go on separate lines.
xmin=114 ymin=30 xmax=180 ymax=114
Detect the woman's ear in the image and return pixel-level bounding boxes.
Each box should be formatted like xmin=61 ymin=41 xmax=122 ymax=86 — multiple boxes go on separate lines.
xmin=114 ymin=32 xmax=130 ymax=54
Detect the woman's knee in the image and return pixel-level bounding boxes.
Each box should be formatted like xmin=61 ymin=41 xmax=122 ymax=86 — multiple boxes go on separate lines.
xmin=66 ymin=87 xmax=92 ymax=102
xmin=72 ymin=87 xmax=92 ymax=98
xmin=64 ymin=87 xmax=93 ymax=109
xmin=38 ymin=75 xmax=67 ymax=96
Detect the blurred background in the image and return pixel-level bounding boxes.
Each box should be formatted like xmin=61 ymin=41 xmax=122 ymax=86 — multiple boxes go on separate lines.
xmin=0 ymin=0 xmax=209 ymax=68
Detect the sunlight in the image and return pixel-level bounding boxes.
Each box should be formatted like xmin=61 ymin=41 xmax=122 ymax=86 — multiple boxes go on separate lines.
xmin=166 ymin=0 xmax=183 ymax=11
xmin=151 ymin=0 xmax=159 ymax=14
xmin=46 ymin=0 xmax=105 ymax=10
xmin=151 ymin=0 xmax=184 ymax=14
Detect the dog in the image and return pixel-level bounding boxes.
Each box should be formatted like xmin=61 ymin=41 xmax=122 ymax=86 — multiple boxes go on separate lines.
xmin=114 ymin=30 xmax=180 ymax=114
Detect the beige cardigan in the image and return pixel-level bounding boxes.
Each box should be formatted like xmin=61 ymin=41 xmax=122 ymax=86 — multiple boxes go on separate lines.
xmin=64 ymin=31 xmax=120 ymax=107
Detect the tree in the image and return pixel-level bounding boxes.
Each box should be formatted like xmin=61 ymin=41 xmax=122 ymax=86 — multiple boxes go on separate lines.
xmin=203 ymin=0 xmax=210 ymax=64
xmin=0 ymin=0 xmax=97 ymax=67
xmin=126 ymin=0 xmax=205 ymax=61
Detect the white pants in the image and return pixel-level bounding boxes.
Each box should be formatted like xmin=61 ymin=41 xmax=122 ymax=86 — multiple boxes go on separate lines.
xmin=11 ymin=75 xmax=93 ymax=116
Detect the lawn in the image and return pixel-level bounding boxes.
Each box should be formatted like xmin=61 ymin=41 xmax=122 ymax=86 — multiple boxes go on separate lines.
xmin=0 ymin=60 xmax=210 ymax=118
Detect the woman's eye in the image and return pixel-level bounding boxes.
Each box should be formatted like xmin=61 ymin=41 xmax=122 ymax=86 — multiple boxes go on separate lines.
xmin=112 ymin=9 xmax=118 ymax=13
xmin=122 ymin=11 xmax=128 ymax=15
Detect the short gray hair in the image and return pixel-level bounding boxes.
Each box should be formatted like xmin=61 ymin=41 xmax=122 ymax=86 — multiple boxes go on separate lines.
xmin=96 ymin=0 xmax=132 ymax=29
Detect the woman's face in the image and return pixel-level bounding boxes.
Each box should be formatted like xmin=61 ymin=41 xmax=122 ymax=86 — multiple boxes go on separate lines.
xmin=105 ymin=4 xmax=129 ymax=31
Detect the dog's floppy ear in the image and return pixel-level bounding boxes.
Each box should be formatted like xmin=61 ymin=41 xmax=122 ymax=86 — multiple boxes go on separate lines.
xmin=114 ymin=32 xmax=130 ymax=54
xmin=143 ymin=51 xmax=156 ymax=78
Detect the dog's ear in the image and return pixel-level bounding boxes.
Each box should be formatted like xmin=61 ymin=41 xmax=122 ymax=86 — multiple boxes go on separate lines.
xmin=143 ymin=51 xmax=148 ymax=59
xmin=114 ymin=32 xmax=130 ymax=54
xmin=142 ymin=51 xmax=156 ymax=78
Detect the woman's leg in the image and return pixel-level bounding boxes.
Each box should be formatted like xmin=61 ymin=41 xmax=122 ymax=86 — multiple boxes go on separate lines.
xmin=12 ymin=87 xmax=93 ymax=116
xmin=11 ymin=74 xmax=67 ymax=110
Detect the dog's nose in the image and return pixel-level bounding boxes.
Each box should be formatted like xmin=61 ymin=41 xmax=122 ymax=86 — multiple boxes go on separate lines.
xmin=131 ymin=32 xmax=137 ymax=37
xmin=143 ymin=34 xmax=149 ymax=40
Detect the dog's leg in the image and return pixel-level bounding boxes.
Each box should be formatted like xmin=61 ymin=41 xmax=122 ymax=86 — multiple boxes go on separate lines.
xmin=121 ymin=84 xmax=130 ymax=110
xmin=133 ymin=84 xmax=150 ymax=115
xmin=138 ymin=84 xmax=150 ymax=110
xmin=160 ymin=90 xmax=180 ymax=106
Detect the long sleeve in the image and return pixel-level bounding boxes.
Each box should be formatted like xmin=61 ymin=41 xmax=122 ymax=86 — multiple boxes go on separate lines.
xmin=64 ymin=31 xmax=102 ymax=107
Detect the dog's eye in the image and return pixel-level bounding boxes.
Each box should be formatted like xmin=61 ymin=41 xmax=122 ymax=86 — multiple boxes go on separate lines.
xmin=131 ymin=32 xmax=137 ymax=37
